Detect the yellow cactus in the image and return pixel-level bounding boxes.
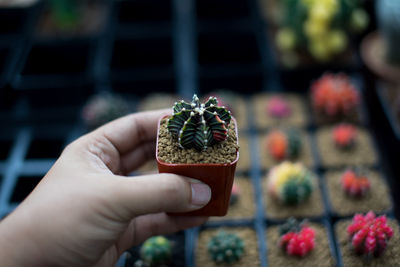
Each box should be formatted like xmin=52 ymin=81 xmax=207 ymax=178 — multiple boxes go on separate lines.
xmin=327 ymin=30 xmax=348 ymax=53
xmin=276 ymin=28 xmax=297 ymax=51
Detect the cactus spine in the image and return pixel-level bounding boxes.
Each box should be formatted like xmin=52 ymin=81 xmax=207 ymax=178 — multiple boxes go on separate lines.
xmin=167 ymin=94 xmax=231 ymax=151
xmin=208 ymin=230 xmax=245 ymax=264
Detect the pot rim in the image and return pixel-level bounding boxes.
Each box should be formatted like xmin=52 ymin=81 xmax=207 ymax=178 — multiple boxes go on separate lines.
xmin=156 ymin=115 xmax=239 ymax=167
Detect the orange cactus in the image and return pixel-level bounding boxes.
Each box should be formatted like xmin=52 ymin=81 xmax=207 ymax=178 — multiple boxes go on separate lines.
xmin=267 ymin=130 xmax=288 ymax=160
xmin=311 ymin=73 xmax=359 ymax=117
xmin=333 ymin=124 xmax=357 ymax=149
xmin=341 ymin=168 xmax=370 ymax=197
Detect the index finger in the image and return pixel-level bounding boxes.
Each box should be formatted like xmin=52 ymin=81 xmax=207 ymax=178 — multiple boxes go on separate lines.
xmin=91 ymin=109 xmax=171 ymax=155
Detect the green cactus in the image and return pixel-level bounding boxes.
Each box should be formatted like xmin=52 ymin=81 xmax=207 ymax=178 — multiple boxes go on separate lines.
xmin=377 ymin=0 xmax=400 ymax=66
xmin=167 ymin=94 xmax=231 ymax=151
xmin=48 ymin=0 xmax=81 ymax=30
xmin=279 ymin=217 xmax=305 ymax=236
xmin=208 ymin=230 xmax=245 ymax=264
xmin=140 ymin=236 xmax=172 ymax=267
xmin=286 ymin=129 xmax=301 ymax=159
xmin=281 ymin=176 xmax=313 ymax=205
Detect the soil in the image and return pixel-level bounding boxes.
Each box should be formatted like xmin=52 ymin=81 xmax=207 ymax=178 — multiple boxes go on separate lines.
xmin=258 ymin=130 xmax=314 ymax=169
xmin=236 ymin=135 xmax=250 ymax=172
xmin=335 ymin=219 xmax=400 ymax=266
xmin=137 ymin=93 xmax=179 ymax=112
xmin=195 ymin=227 xmax=260 ymax=267
xmin=252 ymin=93 xmax=308 ymax=129
xmin=36 ymin=0 xmax=107 ymax=38
xmin=124 ymin=231 xmax=185 ymax=267
xmin=266 ymin=223 xmax=335 ymax=267
xmin=262 ymin=175 xmax=325 ymax=219
xmin=157 ymin=118 xmax=239 ymax=164
xmin=210 ymin=176 xmax=255 ymax=221
xmin=313 ymin=106 xmax=361 ymax=126
xmin=316 ymin=126 xmax=377 ymax=168
xmin=325 ymin=170 xmax=392 ymax=217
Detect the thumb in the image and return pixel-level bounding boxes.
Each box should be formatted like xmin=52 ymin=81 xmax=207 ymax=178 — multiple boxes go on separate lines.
xmin=110 ymin=173 xmax=211 ymax=218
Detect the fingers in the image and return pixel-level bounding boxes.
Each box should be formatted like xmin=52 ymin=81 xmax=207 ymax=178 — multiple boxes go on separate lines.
xmin=91 ymin=109 xmax=171 ymax=155
xmin=110 ymin=173 xmax=211 ymax=219
xmin=116 ymin=214 xmax=208 ymax=253
xmin=119 ymin=141 xmax=155 ymax=174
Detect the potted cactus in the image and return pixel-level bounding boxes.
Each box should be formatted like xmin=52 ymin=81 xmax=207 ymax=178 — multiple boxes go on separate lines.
xmin=310 ymin=73 xmax=361 ymax=124
xmin=81 ymin=93 xmax=131 ymax=131
xmin=324 ymin=168 xmax=392 ymax=217
xmin=36 ymin=0 xmax=107 ymax=38
xmin=361 ymin=0 xmax=400 ymax=83
xmin=195 ymin=227 xmax=258 ymax=266
xmin=134 ymin=236 xmax=172 ymax=267
xmin=266 ymin=0 xmax=368 ymax=68
xmin=316 ymin=124 xmax=377 ymax=168
xmin=253 ymin=93 xmax=308 ymax=129
xmin=156 ymin=94 xmax=239 ymax=216
xmin=263 ymin=162 xmax=325 ymax=219
xmin=266 ymin=218 xmax=335 ymax=266
xmin=335 ymin=211 xmax=400 ymax=265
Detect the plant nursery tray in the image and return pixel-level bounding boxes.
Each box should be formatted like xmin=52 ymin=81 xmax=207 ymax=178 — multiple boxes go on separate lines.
xmin=0 ymin=0 xmax=398 ymax=267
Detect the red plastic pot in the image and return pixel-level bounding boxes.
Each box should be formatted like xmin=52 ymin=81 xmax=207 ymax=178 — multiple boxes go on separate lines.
xmin=156 ymin=116 xmax=239 ymax=216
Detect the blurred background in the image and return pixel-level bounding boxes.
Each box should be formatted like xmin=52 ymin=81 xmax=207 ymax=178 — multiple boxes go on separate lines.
xmin=1 ymin=0 xmax=400 ymax=266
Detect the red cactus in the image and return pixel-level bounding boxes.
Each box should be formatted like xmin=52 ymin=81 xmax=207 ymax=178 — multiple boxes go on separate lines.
xmin=267 ymin=130 xmax=288 ymax=160
xmin=311 ymin=73 xmax=359 ymax=117
xmin=267 ymin=96 xmax=292 ymax=118
xmin=341 ymin=168 xmax=370 ymax=197
xmin=229 ymin=182 xmax=240 ymax=205
xmin=279 ymin=219 xmax=316 ymax=257
xmin=347 ymin=211 xmax=393 ymax=257
xmin=333 ymin=124 xmax=357 ymax=149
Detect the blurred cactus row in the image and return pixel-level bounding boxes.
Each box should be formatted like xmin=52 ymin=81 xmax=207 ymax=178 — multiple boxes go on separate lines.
xmin=274 ymin=0 xmax=369 ymax=66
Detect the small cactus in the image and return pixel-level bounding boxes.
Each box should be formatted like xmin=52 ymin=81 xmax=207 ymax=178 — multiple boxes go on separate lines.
xmin=204 ymin=90 xmax=237 ymax=116
xmin=311 ymin=73 xmax=360 ymax=118
xmin=229 ymin=182 xmax=240 ymax=205
xmin=347 ymin=211 xmax=393 ymax=257
xmin=267 ymin=96 xmax=292 ymax=118
xmin=267 ymin=162 xmax=314 ymax=205
xmin=48 ymin=0 xmax=80 ymax=30
xmin=333 ymin=124 xmax=357 ymax=149
xmin=279 ymin=217 xmax=316 ymax=257
xmin=140 ymin=236 xmax=172 ymax=267
xmin=167 ymin=94 xmax=231 ymax=151
xmin=266 ymin=129 xmax=302 ymax=161
xmin=341 ymin=168 xmax=370 ymax=197
xmin=208 ymin=230 xmax=245 ymax=264
xmin=82 ymin=93 xmax=130 ymax=130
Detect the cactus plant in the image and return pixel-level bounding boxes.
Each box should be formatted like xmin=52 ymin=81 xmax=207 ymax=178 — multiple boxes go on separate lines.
xmin=311 ymin=73 xmax=360 ymax=118
xmin=167 ymin=94 xmax=231 ymax=151
xmin=332 ymin=123 xmax=357 ymax=149
xmin=204 ymin=90 xmax=237 ymax=116
xmin=139 ymin=236 xmax=172 ymax=266
xmin=81 ymin=93 xmax=130 ymax=130
xmin=279 ymin=217 xmax=316 ymax=257
xmin=267 ymin=96 xmax=292 ymax=118
xmin=274 ymin=0 xmax=368 ymax=65
xmin=48 ymin=0 xmax=80 ymax=30
xmin=266 ymin=129 xmax=302 ymax=161
xmin=347 ymin=211 xmax=393 ymax=257
xmin=341 ymin=168 xmax=370 ymax=197
xmin=229 ymin=182 xmax=240 ymax=205
xmin=208 ymin=230 xmax=245 ymax=264
xmin=267 ymin=162 xmax=314 ymax=205
xmin=377 ymin=0 xmax=400 ymax=66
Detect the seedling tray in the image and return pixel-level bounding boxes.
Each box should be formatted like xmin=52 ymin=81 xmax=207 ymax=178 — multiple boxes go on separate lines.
xmin=0 ymin=0 xmax=398 ymax=267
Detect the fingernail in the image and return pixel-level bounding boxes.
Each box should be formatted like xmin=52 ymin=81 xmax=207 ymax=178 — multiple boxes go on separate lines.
xmin=191 ymin=183 xmax=211 ymax=206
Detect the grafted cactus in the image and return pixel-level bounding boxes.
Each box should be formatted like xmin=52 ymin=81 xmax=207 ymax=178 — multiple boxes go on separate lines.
xmin=279 ymin=218 xmax=316 ymax=257
xmin=208 ymin=230 xmax=245 ymax=264
xmin=167 ymin=94 xmax=231 ymax=151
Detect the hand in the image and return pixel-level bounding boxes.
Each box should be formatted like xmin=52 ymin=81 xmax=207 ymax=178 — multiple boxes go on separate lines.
xmin=0 ymin=110 xmax=211 ymax=267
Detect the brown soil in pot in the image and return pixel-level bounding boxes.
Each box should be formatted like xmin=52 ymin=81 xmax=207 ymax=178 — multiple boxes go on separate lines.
xmin=36 ymin=0 xmax=107 ymax=38
xmin=252 ymin=93 xmax=308 ymax=129
xmin=335 ymin=219 xmax=400 ymax=266
xmin=262 ymin=175 xmax=325 ymax=219
xmin=195 ymin=227 xmax=260 ymax=267
xmin=210 ymin=176 xmax=255 ymax=221
xmin=316 ymin=127 xmax=377 ymax=168
xmin=258 ymin=130 xmax=314 ymax=169
xmin=266 ymin=223 xmax=335 ymax=267
xmin=312 ymin=107 xmax=361 ymax=126
xmin=325 ymin=170 xmax=392 ymax=217
xmin=157 ymin=118 xmax=239 ymax=164
xmin=236 ymin=135 xmax=250 ymax=172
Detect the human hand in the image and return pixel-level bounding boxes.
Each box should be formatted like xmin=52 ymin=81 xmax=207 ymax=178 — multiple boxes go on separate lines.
xmin=0 ymin=110 xmax=211 ymax=267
